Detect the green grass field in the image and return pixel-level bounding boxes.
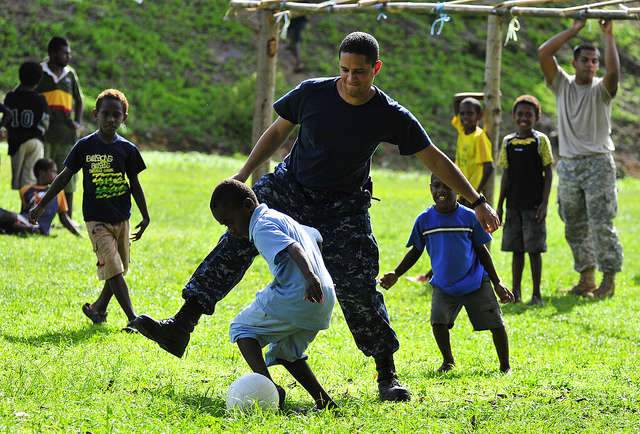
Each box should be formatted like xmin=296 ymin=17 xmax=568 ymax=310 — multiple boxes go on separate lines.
xmin=1 ymin=149 xmax=639 ymax=432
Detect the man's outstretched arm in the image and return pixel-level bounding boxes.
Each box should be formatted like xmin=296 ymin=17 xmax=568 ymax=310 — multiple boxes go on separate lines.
xmin=538 ymin=19 xmax=585 ymax=85
xmin=233 ymin=117 xmax=296 ymax=183
xmin=415 ymin=146 xmax=500 ymax=233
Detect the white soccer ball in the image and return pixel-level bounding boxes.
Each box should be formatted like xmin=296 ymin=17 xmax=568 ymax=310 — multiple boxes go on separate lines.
xmin=226 ymin=373 xmax=280 ymax=411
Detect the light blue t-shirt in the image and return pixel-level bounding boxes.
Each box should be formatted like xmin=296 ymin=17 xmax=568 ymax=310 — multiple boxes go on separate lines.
xmin=407 ymin=204 xmax=491 ymax=296
xmin=250 ymin=204 xmax=336 ymax=330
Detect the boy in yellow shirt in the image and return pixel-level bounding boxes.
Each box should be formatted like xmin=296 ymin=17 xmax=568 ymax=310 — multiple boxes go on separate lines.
xmin=452 ymin=93 xmax=493 ymax=205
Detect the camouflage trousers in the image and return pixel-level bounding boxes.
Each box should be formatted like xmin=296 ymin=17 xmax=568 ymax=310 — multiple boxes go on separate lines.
xmin=557 ymin=153 xmax=623 ymax=273
xmin=183 ymin=163 xmax=399 ymax=357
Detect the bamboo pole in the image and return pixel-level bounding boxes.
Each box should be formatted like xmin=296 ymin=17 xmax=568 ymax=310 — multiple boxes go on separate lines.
xmin=482 ymin=14 xmax=503 ymax=209
xmin=250 ymin=10 xmax=279 ymax=185
xmin=228 ymin=0 xmax=640 ymax=18
xmin=561 ymin=0 xmax=640 ymax=11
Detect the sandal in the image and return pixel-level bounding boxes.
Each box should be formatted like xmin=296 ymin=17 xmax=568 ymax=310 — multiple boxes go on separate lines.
xmin=82 ymin=303 xmax=107 ymax=324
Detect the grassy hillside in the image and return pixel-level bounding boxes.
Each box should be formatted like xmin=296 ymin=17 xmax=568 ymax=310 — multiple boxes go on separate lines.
xmin=1 ymin=1 xmax=639 ymax=160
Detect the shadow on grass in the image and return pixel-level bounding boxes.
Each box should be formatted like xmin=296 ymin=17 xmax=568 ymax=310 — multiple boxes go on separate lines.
xmin=1 ymin=324 xmax=112 ymax=347
xmin=158 ymin=388 xmax=322 ymax=418
xmin=501 ymin=292 xmax=596 ymax=316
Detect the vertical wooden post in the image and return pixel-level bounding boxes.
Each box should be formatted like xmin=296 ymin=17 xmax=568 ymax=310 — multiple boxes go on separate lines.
xmin=482 ymin=14 xmax=503 ymax=207
xmin=250 ymin=10 xmax=279 ymax=185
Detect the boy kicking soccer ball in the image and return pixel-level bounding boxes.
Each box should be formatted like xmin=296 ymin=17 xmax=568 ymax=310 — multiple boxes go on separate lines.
xmin=208 ymin=179 xmax=336 ymax=410
xmin=380 ymin=174 xmax=513 ymax=373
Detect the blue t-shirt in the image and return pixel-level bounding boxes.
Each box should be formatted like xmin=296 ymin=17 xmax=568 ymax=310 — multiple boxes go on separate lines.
xmin=19 ymin=185 xmax=67 ymax=235
xmin=274 ymin=77 xmax=433 ymax=192
xmin=64 ymin=131 xmax=146 ymax=223
xmin=407 ymin=204 xmax=492 ymax=296
xmin=250 ymin=204 xmax=336 ymax=331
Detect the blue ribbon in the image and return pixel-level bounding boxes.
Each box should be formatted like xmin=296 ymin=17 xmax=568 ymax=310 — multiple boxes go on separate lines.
xmin=430 ymin=3 xmax=451 ymax=37
xmin=375 ymin=3 xmax=387 ymax=22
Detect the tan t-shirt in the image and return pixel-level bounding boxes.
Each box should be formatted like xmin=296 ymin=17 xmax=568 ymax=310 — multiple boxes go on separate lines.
xmin=549 ymin=68 xmax=615 ymax=158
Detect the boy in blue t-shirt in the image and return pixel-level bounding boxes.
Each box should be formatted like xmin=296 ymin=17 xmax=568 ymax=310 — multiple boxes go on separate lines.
xmin=208 ymin=179 xmax=336 ymax=410
xmin=30 ymin=89 xmax=149 ymax=331
xmin=380 ymin=175 xmax=513 ymax=373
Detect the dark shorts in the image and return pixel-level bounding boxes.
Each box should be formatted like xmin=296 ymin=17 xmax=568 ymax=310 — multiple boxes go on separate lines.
xmin=430 ymin=278 xmax=503 ymax=331
xmin=501 ymin=208 xmax=547 ymax=253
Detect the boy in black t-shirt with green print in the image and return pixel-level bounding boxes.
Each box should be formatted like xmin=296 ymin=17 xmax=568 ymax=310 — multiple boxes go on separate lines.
xmin=30 ymin=89 xmax=149 ymax=331
xmin=497 ymin=95 xmax=553 ymax=306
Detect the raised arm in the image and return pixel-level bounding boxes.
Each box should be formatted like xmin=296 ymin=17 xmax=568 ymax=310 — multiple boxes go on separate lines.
xmin=129 ymin=174 xmax=150 ymax=241
xmin=286 ymin=242 xmax=324 ymax=303
xmin=233 ymin=116 xmax=296 ymax=183
xmin=600 ymin=20 xmax=619 ymax=97
xmin=415 ymin=146 xmax=500 ymax=232
xmin=379 ymin=246 xmax=423 ymax=289
xmin=538 ymin=19 xmax=585 ymax=85
xmin=29 ymin=168 xmax=73 ymax=223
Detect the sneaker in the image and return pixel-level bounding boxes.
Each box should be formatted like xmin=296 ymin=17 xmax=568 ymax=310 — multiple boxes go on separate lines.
xmin=82 ymin=303 xmax=107 ymax=324
xmin=378 ymin=377 xmax=411 ymax=402
xmin=129 ymin=314 xmax=191 ymax=358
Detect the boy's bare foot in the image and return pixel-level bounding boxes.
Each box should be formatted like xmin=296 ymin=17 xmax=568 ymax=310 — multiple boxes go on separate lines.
xmin=527 ymin=295 xmax=543 ymax=306
xmin=568 ymin=269 xmax=596 ymax=296
xmin=591 ymin=273 xmax=615 ymax=299
xmin=275 ymin=384 xmax=286 ymax=410
xmin=512 ymin=289 xmax=522 ymax=303
xmin=437 ymin=362 xmax=455 ymax=373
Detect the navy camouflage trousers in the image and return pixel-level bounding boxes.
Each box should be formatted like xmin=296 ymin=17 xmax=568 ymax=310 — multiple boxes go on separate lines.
xmin=183 ymin=163 xmax=399 ymax=357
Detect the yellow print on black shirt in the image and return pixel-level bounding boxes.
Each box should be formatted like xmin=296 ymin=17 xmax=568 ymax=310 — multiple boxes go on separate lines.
xmin=86 ymin=154 xmax=129 ymax=199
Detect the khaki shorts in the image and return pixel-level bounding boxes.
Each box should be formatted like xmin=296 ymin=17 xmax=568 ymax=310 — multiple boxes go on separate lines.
xmin=11 ymin=138 xmax=44 ymax=190
xmin=430 ymin=277 xmax=503 ymax=331
xmin=86 ymin=221 xmax=130 ymax=280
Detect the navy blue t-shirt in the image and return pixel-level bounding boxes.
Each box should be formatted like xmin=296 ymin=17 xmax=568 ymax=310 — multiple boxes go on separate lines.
xmin=407 ymin=204 xmax=492 ymax=296
xmin=274 ymin=77 xmax=432 ymax=192
xmin=64 ymin=131 xmax=146 ymax=223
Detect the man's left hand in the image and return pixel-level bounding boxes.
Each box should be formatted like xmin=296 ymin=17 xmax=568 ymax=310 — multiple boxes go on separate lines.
xmin=475 ymin=202 xmax=500 ymax=233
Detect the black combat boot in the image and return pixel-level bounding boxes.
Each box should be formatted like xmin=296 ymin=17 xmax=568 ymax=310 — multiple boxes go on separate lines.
xmin=130 ymin=298 xmax=203 ymax=358
xmin=375 ymin=354 xmax=411 ymax=402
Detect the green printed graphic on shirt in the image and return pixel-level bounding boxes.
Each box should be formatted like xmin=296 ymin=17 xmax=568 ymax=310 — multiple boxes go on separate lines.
xmin=87 ymin=154 xmax=129 ymax=199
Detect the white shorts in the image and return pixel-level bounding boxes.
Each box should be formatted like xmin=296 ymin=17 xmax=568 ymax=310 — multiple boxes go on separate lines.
xmin=229 ymin=301 xmax=318 ymax=366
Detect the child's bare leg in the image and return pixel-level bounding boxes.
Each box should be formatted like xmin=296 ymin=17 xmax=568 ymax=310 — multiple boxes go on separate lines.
xmin=432 ymin=324 xmax=455 ymax=371
xmin=529 ymin=253 xmax=543 ymax=304
xmin=91 ymin=282 xmax=112 ymax=313
xmin=237 ymin=338 xmax=285 ymax=408
xmin=107 ymin=274 xmax=136 ymax=321
xmin=512 ymin=252 xmax=525 ymax=302
xmin=490 ymin=326 xmax=510 ymax=373
xmin=277 ymin=358 xmax=336 ymax=409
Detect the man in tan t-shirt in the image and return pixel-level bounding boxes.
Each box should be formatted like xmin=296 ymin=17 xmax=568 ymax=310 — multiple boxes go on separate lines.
xmin=538 ymin=19 xmax=622 ymax=299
